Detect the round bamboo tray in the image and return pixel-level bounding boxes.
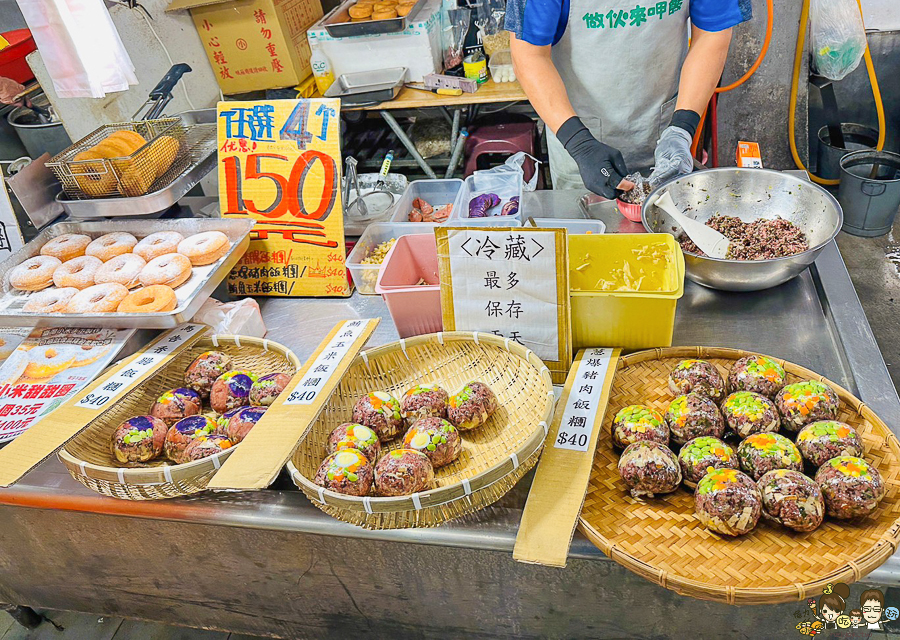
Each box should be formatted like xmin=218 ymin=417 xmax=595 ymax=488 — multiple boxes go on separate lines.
xmin=287 ymin=332 xmax=554 ymax=529
xmin=59 ymin=335 xmax=300 ymax=500
xmin=579 ymin=346 xmax=900 ymax=605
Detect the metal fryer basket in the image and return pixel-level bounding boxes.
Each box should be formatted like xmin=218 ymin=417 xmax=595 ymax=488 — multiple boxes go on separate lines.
xmin=45 ymin=117 xmax=212 ymax=200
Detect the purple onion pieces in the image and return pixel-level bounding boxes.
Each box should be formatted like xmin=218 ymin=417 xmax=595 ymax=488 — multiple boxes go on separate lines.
xmin=501 ymin=196 xmax=519 ymax=216
xmin=468 ymin=193 xmax=501 ymax=218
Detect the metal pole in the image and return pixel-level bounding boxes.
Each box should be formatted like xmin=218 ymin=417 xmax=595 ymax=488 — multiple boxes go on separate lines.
xmin=449 ymin=108 xmax=461 ymax=155
xmin=379 ymin=110 xmax=437 ymax=179
xmin=445 ymin=129 xmax=468 ymax=179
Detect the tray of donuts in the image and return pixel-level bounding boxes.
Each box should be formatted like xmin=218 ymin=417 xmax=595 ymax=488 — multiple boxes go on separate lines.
xmin=323 ymin=0 xmax=427 ymax=37
xmin=0 ymin=218 xmax=254 ymax=328
xmin=58 ymin=335 xmax=300 ymax=500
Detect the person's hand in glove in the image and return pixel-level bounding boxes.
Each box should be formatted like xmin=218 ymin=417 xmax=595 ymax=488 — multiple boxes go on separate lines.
xmin=648 ymin=109 xmax=701 ymax=187
xmin=557 ymin=116 xmax=629 ymax=199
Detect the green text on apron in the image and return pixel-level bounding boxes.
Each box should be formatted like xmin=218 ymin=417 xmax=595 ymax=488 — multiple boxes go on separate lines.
xmin=547 ymin=1 xmax=690 ymax=189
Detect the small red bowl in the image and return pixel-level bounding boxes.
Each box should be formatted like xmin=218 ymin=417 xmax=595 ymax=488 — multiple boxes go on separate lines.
xmin=616 ymin=198 xmax=643 ymax=222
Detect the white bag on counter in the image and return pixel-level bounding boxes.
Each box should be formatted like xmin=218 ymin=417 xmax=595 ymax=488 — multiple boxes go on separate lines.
xmin=192 ymin=298 xmax=266 ymax=338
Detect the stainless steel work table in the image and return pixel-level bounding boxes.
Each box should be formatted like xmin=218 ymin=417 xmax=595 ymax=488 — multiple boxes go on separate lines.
xmin=0 ymin=189 xmax=898 ymax=639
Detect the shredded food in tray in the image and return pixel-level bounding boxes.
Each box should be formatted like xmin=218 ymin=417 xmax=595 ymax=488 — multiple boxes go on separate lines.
xmin=361 ymin=239 xmax=396 ymax=265
xmin=679 ymin=215 xmax=809 ymax=260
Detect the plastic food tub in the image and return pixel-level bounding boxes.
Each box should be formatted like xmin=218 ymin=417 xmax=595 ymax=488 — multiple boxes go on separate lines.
xmin=346 ymin=223 xmax=432 ymax=295
xmin=376 ymin=234 xmax=442 ymax=338
xmin=458 ymin=217 xmax=522 ymax=228
xmin=459 ymin=170 xmax=523 ymax=223
xmin=488 ymin=50 xmax=515 ymax=83
xmin=568 ymin=233 xmax=684 ymax=349
xmin=526 ymin=218 xmax=606 ymax=234
xmin=390 ymin=179 xmax=465 ymax=224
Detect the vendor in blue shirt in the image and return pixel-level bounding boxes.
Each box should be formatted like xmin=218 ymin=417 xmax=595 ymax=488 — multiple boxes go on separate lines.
xmin=505 ymin=0 xmax=751 ymax=196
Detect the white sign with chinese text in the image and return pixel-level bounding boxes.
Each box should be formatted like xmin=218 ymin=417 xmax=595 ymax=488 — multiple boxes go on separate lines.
xmin=0 ymin=327 xmax=134 ymax=442
xmin=75 ymin=323 xmax=205 ymax=411
xmin=284 ymin=320 xmax=368 ymax=405
xmin=554 ymin=348 xmax=614 ymax=452
xmin=442 ymin=228 xmax=562 ymax=361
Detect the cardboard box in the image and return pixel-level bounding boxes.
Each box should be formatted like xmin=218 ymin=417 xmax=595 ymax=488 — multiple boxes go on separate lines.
xmin=306 ymin=0 xmax=442 ymax=83
xmin=167 ymin=0 xmax=324 ymax=94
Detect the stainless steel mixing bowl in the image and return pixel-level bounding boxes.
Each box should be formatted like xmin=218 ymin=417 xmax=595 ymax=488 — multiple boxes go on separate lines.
xmin=641 ymin=168 xmax=843 ymax=292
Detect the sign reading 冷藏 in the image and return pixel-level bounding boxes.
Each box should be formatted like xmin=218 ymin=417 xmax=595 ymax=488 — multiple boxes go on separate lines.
xmin=218 ymin=99 xmax=350 ymax=298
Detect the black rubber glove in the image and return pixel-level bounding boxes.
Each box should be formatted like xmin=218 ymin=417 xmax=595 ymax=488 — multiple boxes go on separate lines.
xmin=557 ymin=116 xmax=628 ymax=199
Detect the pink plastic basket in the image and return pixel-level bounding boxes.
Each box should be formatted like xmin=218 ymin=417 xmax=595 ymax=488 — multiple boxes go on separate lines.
xmin=375 ymin=234 xmax=443 ymax=338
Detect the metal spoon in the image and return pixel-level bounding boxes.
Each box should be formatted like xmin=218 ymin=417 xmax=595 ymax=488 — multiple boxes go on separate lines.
xmin=655 ymin=190 xmax=730 ymax=259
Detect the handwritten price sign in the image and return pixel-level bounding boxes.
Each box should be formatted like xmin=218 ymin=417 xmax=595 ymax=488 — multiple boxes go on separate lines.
xmin=218 ymin=99 xmax=350 ymax=298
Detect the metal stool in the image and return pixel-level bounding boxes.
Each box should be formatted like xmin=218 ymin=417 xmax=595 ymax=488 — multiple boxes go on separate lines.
xmin=463 ymin=120 xmax=539 ymax=185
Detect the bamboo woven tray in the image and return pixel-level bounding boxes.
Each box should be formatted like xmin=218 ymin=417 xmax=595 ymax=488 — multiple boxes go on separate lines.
xmin=287 ymin=332 xmax=555 ymax=529
xmin=59 ymin=336 xmax=300 ymax=500
xmin=579 ymin=346 xmax=900 ymax=605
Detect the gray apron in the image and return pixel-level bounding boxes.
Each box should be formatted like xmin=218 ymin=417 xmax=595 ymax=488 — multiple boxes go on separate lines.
xmin=547 ymin=1 xmax=690 ymax=189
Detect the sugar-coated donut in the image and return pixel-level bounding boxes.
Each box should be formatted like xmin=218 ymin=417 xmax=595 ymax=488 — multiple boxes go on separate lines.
xmin=40 ymin=234 xmax=91 ymax=262
xmin=64 ymin=283 xmax=129 ymax=313
xmin=53 ymin=255 xmax=102 ymax=290
xmin=117 ymin=285 xmax=178 ymax=313
xmin=23 ymin=287 xmax=78 ymax=313
xmin=95 ymin=253 xmax=146 ymax=289
xmin=134 ymin=231 xmax=183 ymax=261
xmin=10 ymin=256 xmax=61 ymax=291
xmin=85 ymin=232 xmax=137 ymax=261
xmin=177 ymin=231 xmax=230 ymax=266
xmin=140 ymin=253 xmax=192 ymax=288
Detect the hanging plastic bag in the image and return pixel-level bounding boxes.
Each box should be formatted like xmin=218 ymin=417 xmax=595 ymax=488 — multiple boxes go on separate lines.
xmin=809 ymin=0 xmax=867 ymax=81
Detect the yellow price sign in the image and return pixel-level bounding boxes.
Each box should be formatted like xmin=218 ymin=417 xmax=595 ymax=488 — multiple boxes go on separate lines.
xmin=217 ymin=99 xmax=350 ymax=297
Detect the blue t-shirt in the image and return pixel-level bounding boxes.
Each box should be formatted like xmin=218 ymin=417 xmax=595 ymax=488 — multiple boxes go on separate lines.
xmin=505 ymin=0 xmax=752 ymax=47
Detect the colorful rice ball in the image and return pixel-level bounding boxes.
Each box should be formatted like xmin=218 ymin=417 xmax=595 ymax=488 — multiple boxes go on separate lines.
xmin=775 ymin=380 xmax=839 ymax=432
xmin=721 ymin=391 xmax=780 ymax=439
xmin=694 ymin=468 xmax=762 ymax=536
xmin=611 ymin=404 xmax=668 ymax=449
xmin=664 ymin=392 xmax=724 ymax=445
xmin=815 ymin=456 xmax=885 ymax=520
xmin=111 ymin=415 xmax=167 ymax=464
xmin=352 ymin=391 xmax=404 ymax=442
xmin=758 ymin=469 xmax=825 ymax=532
xmin=677 ymin=436 xmax=739 ymax=489
xmin=446 ymin=382 xmax=498 ymax=431
xmin=314 ymin=449 xmax=375 ymax=496
xmin=403 ymin=417 xmax=462 ymax=468
xmin=737 ymin=433 xmax=803 ymax=481
xmin=668 ymin=359 xmax=725 ymax=401
xmin=250 ymin=372 xmax=292 ymax=407
xmin=728 ymin=355 xmax=786 ymax=397
xmin=210 ymin=370 xmax=258 ymax=414
xmin=326 ymin=422 xmax=381 ymax=464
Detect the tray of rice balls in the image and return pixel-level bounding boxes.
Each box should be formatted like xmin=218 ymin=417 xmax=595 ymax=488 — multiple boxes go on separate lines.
xmin=578 ymin=346 xmax=900 ymax=605
xmin=0 ymin=218 xmax=253 ymax=328
xmin=58 ymin=337 xmax=299 ymax=500
xmin=287 ymin=332 xmax=554 ymax=529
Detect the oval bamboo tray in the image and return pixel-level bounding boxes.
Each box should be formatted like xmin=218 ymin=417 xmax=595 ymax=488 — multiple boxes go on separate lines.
xmin=287 ymin=332 xmax=555 ymax=529
xmin=579 ymin=346 xmax=900 ymax=605
xmin=59 ymin=335 xmax=300 ymax=500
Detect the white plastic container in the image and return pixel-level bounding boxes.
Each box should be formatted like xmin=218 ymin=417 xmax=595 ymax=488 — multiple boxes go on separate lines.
xmin=391 ymin=179 xmax=466 ymax=224
xmin=488 ymin=50 xmax=515 ymax=83
xmin=346 ymin=223 xmax=432 ymax=295
xmin=526 ymin=218 xmax=606 ymax=234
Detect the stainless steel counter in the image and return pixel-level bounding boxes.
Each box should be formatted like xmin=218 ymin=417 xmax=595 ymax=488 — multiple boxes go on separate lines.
xmin=0 ymin=190 xmax=897 ymax=638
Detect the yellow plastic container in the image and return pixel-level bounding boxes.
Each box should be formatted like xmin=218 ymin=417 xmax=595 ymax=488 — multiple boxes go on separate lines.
xmin=568 ymin=234 xmax=685 ymax=350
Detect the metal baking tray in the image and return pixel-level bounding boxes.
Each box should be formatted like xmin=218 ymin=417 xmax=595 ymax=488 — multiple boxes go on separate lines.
xmin=324 ymin=68 xmax=407 ymax=106
xmin=55 ymin=109 xmax=217 ymax=219
xmin=0 ymin=218 xmax=254 ymax=329
xmin=323 ymin=0 xmax=427 ymax=37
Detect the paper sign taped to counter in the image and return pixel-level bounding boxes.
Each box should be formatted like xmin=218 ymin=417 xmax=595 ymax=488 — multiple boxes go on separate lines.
xmin=218 ymin=99 xmax=349 ymax=298
xmin=436 ymin=227 xmax=572 ymax=383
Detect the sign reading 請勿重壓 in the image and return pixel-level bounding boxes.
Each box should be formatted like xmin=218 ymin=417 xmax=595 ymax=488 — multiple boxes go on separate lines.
xmin=218 ymin=99 xmax=349 ymax=298
xmin=436 ymin=227 xmax=572 ymax=383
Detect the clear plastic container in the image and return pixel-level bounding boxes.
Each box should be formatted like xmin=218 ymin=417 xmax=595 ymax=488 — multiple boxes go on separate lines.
xmin=390 ymin=179 xmax=465 ymax=224
xmin=346 ymin=223 xmax=433 ymax=295
xmin=568 ymin=234 xmax=685 ymax=350
xmin=376 ymin=234 xmax=443 ymax=338
xmin=526 ymin=218 xmax=606 ymax=234
xmin=459 ymin=170 xmax=523 ymax=223
xmin=488 ymin=50 xmax=515 ymax=83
